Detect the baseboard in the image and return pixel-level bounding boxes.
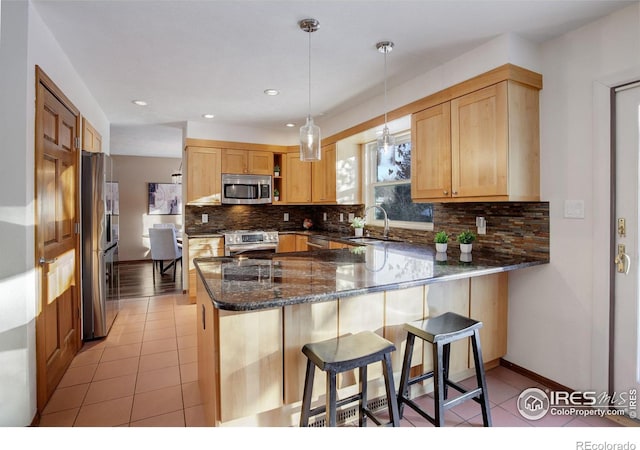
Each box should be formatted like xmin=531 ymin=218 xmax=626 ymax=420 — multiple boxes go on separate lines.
xmin=499 ymin=358 xmax=572 ymax=392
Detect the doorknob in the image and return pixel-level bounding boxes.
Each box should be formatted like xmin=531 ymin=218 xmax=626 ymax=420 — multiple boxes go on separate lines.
xmin=39 ymin=256 xmax=57 ymax=265
xmin=614 ymin=244 xmax=631 ymax=275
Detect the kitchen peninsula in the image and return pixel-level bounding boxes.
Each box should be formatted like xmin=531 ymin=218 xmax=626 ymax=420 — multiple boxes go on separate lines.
xmin=194 ymin=239 xmax=547 ymax=426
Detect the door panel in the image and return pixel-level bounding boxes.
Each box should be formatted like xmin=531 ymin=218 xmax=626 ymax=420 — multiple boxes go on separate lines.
xmin=613 ymin=82 xmax=640 ymax=418
xmin=35 ymin=68 xmax=81 ymax=411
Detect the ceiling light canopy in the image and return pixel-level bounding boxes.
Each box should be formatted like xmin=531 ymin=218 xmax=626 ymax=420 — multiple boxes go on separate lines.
xmin=376 ymin=41 xmax=395 ymax=154
xmin=202 ymin=114 xmax=215 ymax=119
xmin=264 ymin=89 xmax=280 ymax=96
xmin=132 ymin=99 xmax=148 ymax=106
xmin=299 ymin=18 xmax=321 ymax=162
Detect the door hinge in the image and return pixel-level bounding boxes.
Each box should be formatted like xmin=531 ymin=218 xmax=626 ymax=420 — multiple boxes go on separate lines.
xmin=75 ymin=137 xmax=81 ymax=149
xmin=75 ymin=222 xmax=81 ymax=234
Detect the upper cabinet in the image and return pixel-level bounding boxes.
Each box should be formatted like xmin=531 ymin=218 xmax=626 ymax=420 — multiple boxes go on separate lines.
xmin=222 ymin=149 xmax=273 ymax=175
xmin=82 ymin=118 xmax=102 ymax=153
xmin=284 ymin=152 xmax=312 ymax=203
xmin=186 ymin=146 xmax=222 ymax=204
xmin=284 ymin=145 xmax=337 ymax=204
xmin=312 ymin=144 xmax=337 ymax=203
xmin=412 ymin=79 xmax=540 ymax=202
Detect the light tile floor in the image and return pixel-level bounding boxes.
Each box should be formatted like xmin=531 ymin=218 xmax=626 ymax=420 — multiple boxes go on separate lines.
xmin=38 ymin=293 xmax=622 ymax=428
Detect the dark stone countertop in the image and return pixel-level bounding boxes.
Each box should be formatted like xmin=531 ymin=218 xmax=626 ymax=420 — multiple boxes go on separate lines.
xmin=194 ymin=240 xmax=548 ymax=312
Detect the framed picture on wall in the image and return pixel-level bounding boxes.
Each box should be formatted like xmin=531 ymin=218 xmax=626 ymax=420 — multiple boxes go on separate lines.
xmin=148 ymin=182 xmax=182 ymax=215
xmin=106 ymin=181 xmax=119 ymax=215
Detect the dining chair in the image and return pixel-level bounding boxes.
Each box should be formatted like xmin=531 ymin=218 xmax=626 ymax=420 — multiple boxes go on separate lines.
xmin=148 ymin=227 xmax=182 ymax=282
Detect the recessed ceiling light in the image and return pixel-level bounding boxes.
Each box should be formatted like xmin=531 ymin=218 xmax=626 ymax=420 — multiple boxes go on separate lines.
xmin=132 ymin=100 xmax=148 ymax=106
xmin=264 ymin=89 xmax=280 ymax=96
xmin=285 ymin=123 xmax=296 ymax=128
xmin=202 ymin=114 xmax=215 ymax=119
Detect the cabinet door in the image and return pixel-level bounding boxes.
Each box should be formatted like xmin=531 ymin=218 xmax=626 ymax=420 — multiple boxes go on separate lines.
xmin=277 ymin=234 xmax=297 ymax=253
xmin=411 ymin=103 xmax=451 ymax=200
xmin=295 ymin=235 xmax=308 ymax=251
xmin=188 ymin=237 xmax=224 ymax=299
xmin=186 ymin=147 xmax=222 ymax=204
xmin=222 ymin=149 xmax=248 ymax=174
xmin=469 ymin=272 xmax=508 ymax=365
xmin=82 ymin=118 xmax=102 ymax=153
xmin=285 ymin=153 xmax=312 ymax=203
xmin=312 ymin=144 xmax=336 ymax=203
xmin=248 ymin=151 xmax=273 ymax=175
xmin=451 ymin=81 xmax=508 ymax=198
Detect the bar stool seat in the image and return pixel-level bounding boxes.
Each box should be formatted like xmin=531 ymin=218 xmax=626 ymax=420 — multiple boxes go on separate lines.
xmin=397 ymin=312 xmax=492 ymax=427
xmin=300 ymin=331 xmax=400 ymax=427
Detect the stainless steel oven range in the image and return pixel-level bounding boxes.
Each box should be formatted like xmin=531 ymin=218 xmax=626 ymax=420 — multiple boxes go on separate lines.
xmin=223 ymin=230 xmax=279 ymax=256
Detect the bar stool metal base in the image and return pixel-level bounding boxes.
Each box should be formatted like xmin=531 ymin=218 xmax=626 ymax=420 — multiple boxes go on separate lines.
xmin=299 ymin=331 xmax=400 ymax=427
xmin=397 ymin=312 xmax=492 ymax=427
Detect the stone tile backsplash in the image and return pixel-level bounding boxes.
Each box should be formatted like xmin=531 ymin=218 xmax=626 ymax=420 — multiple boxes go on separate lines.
xmin=186 ymin=201 xmax=549 ymax=260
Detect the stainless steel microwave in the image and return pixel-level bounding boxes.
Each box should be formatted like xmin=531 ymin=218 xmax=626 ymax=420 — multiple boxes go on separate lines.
xmin=221 ymin=174 xmax=272 ymax=205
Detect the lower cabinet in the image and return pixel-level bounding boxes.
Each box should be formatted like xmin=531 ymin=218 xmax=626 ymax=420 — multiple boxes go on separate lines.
xmin=196 ymin=271 xmax=507 ymax=426
xmin=276 ymin=234 xmax=296 ymax=253
xmin=188 ymin=237 xmax=224 ymax=301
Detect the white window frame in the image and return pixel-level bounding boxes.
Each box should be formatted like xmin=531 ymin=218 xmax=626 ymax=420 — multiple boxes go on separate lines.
xmin=363 ymin=131 xmax=434 ymax=231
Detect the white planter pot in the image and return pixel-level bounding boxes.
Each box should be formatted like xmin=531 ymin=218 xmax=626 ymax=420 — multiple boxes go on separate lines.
xmin=274 ymin=196 xmax=279 ymax=202
xmin=274 ymin=172 xmax=280 ymax=177
xmin=435 ymin=243 xmax=448 ymax=253
xmin=460 ymin=243 xmax=473 ymax=253
xmin=354 ymin=228 xmax=363 ymax=237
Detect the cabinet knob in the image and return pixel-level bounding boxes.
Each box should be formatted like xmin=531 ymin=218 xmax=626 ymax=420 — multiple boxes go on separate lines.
xmin=453 ymin=191 xmax=458 ymax=195
xmin=443 ymin=190 xmax=448 ymax=195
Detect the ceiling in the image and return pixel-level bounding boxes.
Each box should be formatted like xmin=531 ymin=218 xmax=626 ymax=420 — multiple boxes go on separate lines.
xmin=32 ymin=0 xmax=635 ymax=157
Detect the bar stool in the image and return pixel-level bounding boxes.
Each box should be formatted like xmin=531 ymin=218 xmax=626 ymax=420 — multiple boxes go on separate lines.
xmin=397 ymin=312 xmax=492 ymax=427
xmin=299 ymin=331 xmax=400 ymax=427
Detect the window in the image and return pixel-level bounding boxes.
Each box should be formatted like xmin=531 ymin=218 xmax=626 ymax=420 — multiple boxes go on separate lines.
xmin=364 ymin=131 xmax=433 ymax=229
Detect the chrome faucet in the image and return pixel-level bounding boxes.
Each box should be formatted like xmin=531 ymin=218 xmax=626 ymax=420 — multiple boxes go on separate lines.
xmin=364 ymin=205 xmax=390 ymax=239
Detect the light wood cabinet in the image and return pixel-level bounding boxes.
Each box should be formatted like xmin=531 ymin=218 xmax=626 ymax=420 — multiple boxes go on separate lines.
xmin=469 ymin=272 xmax=508 ymax=365
xmin=196 ymin=271 xmax=509 ymax=426
xmin=411 ymin=80 xmax=539 ymax=202
xmin=82 ymin=118 xmax=102 ymax=153
xmin=411 ymin=103 xmax=451 ymax=199
xmin=283 ymin=146 xmax=336 ymax=204
xmin=284 ymin=152 xmax=312 ymax=203
xmin=196 ymin=276 xmax=218 ymax=425
xmin=187 ymin=237 xmax=224 ymax=301
xmin=222 ymin=149 xmax=273 ymax=175
xmin=311 ymin=144 xmax=337 ymax=203
xmin=276 ymin=234 xmax=296 ymax=253
xmin=295 ymin=234 xmax=308 ymax=251
xmin=185 ymin=146 xmax=222 ymax=204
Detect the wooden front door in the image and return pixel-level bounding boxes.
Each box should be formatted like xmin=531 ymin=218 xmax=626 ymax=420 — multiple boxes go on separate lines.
xmin=34 ymin=67 xmax=82 ymax=410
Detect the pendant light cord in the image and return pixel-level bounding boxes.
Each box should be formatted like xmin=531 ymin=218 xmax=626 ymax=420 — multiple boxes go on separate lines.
xmin=308 ymin=27 xmax=312 ymax=120
xmin=384 ymin=48 xmax=388 ymax=127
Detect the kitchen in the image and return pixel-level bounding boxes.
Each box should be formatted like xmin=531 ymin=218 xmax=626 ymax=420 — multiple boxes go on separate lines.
xmin=1 ymin=0 xmax=639 ymax=444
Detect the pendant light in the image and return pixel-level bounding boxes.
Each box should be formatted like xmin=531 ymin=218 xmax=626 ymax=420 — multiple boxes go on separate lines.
xmin=299 ymin=18 xmax=321 ymax=161
xmin=376 ymin=41 xmax=395 ymax=153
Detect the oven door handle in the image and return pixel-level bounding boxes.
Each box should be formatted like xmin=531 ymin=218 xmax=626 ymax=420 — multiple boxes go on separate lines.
xmin=226 ymin=244 xmax=278 ymax=255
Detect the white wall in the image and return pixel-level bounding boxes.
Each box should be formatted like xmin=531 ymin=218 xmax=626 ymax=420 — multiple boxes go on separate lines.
xmin=506 ymin=3 xmax=640 ymax=392
xmin=0 ymin=0 xmax=109 ymax=426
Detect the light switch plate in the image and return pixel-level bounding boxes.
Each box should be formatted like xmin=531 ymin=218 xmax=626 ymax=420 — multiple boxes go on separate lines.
xmin=348 ymin=213 xmax=355 ymax=222
xmin=564 ymin=200 xmax=585 ymax=219
xmin=323 ymin=212 xmax=327 ymax=221
xmin=202 ymin=214 xmax=208 ymax=223
xmin=284 ymin=213 xmax=289 ymax=222
xmin=339 ymin=213 xmax=344 ymax=222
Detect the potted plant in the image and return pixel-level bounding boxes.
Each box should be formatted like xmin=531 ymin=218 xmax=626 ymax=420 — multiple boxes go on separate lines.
xmin=274 ymin=165 xmax=280 ymax=177
xmin=434 ymin=231 xmax=449 ymax=253
xmin=351 ymin=216 xmax=366 ymax=237
xmin=457 ymin=230 xmax=476 ymax=253
xmin=273 ymin=188 xmax=280 ymax=202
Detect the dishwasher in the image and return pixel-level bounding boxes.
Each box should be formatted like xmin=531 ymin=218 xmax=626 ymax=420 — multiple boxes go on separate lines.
xmin=306 ymin=235 xmax=331 ymax=250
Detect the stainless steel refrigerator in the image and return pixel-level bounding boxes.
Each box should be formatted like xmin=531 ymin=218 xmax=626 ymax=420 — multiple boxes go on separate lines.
xmin=81 ymin=151 xmax=119 ymax=340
